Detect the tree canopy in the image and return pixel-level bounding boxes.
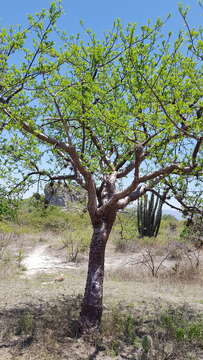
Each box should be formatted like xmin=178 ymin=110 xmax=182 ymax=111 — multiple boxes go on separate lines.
xmin=0 ymin=0 xmax=202 ymax=329
xmin=0 ymin=2 xmax=202 ymax=214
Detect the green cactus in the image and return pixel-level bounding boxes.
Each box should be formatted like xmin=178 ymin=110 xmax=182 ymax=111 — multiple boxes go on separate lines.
xmin=137 ymin=192 xmax=164 ymax=237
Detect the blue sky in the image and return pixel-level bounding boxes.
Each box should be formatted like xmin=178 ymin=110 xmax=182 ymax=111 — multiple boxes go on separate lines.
xmin=0 ymin=0 xmax=202 ymax=38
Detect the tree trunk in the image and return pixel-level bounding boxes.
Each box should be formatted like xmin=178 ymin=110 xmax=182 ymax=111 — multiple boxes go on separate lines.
xmin=79 ymin=212 xmax=116 ymax=331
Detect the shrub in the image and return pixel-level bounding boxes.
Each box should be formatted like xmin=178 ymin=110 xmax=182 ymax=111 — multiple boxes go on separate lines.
xmin=102 ymin=305 xmax=139 ymax=346
xmin=181 ymin=215 xmax=203 ymax=248
xmin=62 ymin=229 xmax=90 ymax=262
xmin=16 ymin=197 xmax=91 ymax=235
xmin=112 ymin=211 xmax=138 ymax=252
xmin=160 ymin=305 xmax=203 ymax=345
xmin=15 ymin=311 xmax=35 ymax=336
xmin=0 ymin=198 xmax=19 ymax=221
xmin=0 ymin=232 xmax=18 ymax=260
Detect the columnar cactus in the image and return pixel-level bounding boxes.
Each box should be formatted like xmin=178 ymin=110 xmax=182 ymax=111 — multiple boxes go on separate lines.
xmin=137 ymin=192 xmax=163 ymax=237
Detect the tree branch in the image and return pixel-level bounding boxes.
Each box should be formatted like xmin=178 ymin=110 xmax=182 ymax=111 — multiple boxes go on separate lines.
xmin=192 ymin=137 xmax=203 ymax=166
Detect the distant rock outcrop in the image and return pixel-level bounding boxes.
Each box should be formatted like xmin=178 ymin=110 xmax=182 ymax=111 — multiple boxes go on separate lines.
xmin=44 ymin=181 xmax=86 ymax=207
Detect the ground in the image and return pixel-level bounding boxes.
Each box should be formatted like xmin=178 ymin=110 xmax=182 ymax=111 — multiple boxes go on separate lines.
xmin=0 ymin=212 xmax=203 ymax=359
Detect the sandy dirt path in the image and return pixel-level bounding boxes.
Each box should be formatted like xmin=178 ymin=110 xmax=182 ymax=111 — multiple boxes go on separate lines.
xmin=22 ymin=244 xmax=77 ymax=276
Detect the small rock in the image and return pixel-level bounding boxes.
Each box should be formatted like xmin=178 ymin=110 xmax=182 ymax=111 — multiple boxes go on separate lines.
xmin=164 ymin=342 xmax=173 ymax=355
xmin=55 ymin=274 xmax=64 ymax=282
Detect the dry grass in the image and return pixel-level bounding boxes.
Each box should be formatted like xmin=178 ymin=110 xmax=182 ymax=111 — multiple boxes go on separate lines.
xmin=106 ymin=248 xmax=202 ymax=281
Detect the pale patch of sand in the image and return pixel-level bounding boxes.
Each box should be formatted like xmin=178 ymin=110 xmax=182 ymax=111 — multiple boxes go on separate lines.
xmin=22 ymin=245 xmax=77 ymax=276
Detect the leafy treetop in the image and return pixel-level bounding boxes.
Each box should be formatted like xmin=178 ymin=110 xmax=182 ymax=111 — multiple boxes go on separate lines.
xmin=0 ymin=1 xmax=202 ymax=216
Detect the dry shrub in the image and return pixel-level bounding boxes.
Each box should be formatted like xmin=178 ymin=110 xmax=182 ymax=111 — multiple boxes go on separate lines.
xmin=114 ymin=237 xmax=139 ymax=253
xmin=128 ymin=242 xmax=201 ymax=278
xmin=0 ymin=232 xmax=18 ymax=260
xmin=106 ymin=240 xmax=202 ymax=284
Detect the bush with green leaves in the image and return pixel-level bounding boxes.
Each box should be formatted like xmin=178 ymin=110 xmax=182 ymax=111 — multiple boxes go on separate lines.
xmin=181 ymin=215 xmax=203 ymax=248
xmin=160 ymin=305 xmax=203 ymax=345
xmin=102 ymin=305 xmax=140 ymax=352
xmin=0 ymin=198 xmax=18 ymax=221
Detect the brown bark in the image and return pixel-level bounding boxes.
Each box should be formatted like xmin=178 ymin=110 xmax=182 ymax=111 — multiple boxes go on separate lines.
xmin=79 ymin=211 xmax=116 ymax=331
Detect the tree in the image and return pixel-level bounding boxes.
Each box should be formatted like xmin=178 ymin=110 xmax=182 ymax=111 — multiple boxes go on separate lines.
xmin=0 ymin=1 xmax=202 ymax=330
